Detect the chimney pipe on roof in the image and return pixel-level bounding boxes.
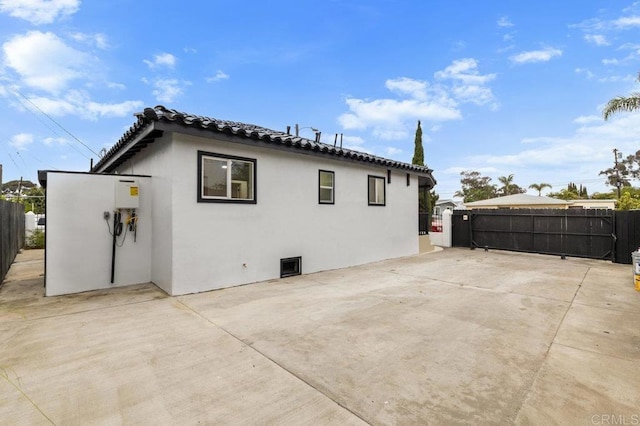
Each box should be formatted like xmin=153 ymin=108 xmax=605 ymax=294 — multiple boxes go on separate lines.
xmin=334 ymin=133 xmax=338 ymax=147
xmin=286 ymin=125 xmax=291 ymax=135
xmin=340 ymin=133 xmax=343 ymax=149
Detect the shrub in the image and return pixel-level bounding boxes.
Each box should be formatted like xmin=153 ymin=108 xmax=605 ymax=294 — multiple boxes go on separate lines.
xmin=26 ymin=229 xmax=45 ymax=249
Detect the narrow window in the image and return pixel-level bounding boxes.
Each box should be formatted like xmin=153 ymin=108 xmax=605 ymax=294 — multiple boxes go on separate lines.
xmin=198 ymin=151 xmax=256 ymax=203
xmin=319 ymin=170 xmax=335 ymax=204
xmin=368 ymin=175 xmax=386 ymax=206
xmin=406 ymin=173 xmax=410 ymax=186
xmin=387 ymin=169 xmax=391 ymax=183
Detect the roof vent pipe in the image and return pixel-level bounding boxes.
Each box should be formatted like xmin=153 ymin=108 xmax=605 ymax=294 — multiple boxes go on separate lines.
xmin=286 ymin=125 xmax=291 ymax=135
xmin=340 ymin=133 xmax=343 ymax=149
xmin=334 ymin=133 xmax=338 ymax=147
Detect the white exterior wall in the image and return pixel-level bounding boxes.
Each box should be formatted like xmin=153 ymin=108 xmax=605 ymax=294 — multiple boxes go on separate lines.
xmin=122 ymin=136 xmax=174 ymax=294
xmin=45 ymin=173 xmax=152 ymax=296
xmin=118 ymin=133 xmax=420 ymax=295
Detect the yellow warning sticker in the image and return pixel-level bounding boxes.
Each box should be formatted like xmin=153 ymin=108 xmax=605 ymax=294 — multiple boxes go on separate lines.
xmin=130 ymin=186 xmax=139 ymax=196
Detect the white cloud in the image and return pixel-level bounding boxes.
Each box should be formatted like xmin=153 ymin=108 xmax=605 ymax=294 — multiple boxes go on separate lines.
xmin=44 ymin=136 xmax=67 ymax=145
xmin=25 ymin=91 xmax=143 ymax=120
xmin=452 ymin=84 xmax=497 ymax=108
xmin=510 ymin=47 xmax=562 ymax=64
xmin=613 ymin=15 xmax=640 ymax=28
xmin=497 ymin=16 xmax=514 ymax=27
xmin=2 ymin=31 xmax=90 ymax=93
xmin=206 ymin=70 xmax=229 ymax=82
xmin=341 ymin=135 xmax=364 ymax=146
xmin=435 ymin=58 xmax=497 ymax=108
xmin=0 ymin=0 xmax=79 ymax=24
xmin=69 ymin=32 xmax=109 ymax=49
xmin=151 ymin=78 xmax=188 ymax=103
xmin=573 ymin=115 xmax=601 ymax=124
xmin=575 ymin=67 xmax=595 ymax=79
xmin=144 ymin=53 xmax=176 ymax=69
xmin=9 ymin=132 xmax=33 ymax=150
xmin=107 ymin=82 xmax=126 ymax=90
xmin=602 ymin=58 xmax=620 ymax=65
xmin=584 ymin=34 xmax=610 ymax=46
xmin=469 ymin=114 xmax=640 ymax=169
xmin=338 ymin=97 xmax=460 ymax=139
xmin=385 ymin=147 xmax=402 ymax=157
xmin=435 ymin=58 xmax=496 ymax=85
xmin=338 ymin=59 xmax=497 ymax=140
xmin=386 ymin=77 xmax=428 ymax=100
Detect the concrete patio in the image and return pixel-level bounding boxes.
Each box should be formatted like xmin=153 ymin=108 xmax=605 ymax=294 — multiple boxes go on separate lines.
xmin=0 ymin=248 xmax=638 ymax=425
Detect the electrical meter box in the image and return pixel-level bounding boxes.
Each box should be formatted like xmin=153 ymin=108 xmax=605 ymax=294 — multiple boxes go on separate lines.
xmin=115 ymin=180 xmax=139 ymax=209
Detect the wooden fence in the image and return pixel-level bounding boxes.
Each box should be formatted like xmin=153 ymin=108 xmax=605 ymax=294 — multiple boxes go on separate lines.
xmin=0 ymin=199 xmax=25 ymax=283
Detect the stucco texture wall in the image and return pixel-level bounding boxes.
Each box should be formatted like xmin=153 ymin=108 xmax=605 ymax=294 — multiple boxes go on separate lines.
xmin=118 ymin=133 xmax=420 ymax=295
xmin=45 ymin=172 xmax=152 ymax=296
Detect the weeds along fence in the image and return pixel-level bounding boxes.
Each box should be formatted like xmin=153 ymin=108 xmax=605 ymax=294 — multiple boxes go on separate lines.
xmin=0 ymin=199 xmax=25 ymax=283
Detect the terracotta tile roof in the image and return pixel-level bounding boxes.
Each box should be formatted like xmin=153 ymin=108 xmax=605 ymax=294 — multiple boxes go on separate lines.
xmin=92 ymin=105 xmax=436 ymax=186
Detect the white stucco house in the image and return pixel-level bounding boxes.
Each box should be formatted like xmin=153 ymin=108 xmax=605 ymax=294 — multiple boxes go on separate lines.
xmin=40 ymin=106 xmax=436 ymax=296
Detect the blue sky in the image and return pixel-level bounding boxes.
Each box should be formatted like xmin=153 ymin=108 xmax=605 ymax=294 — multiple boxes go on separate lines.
xmin=1 ymin=0 xmax=640 ymax=199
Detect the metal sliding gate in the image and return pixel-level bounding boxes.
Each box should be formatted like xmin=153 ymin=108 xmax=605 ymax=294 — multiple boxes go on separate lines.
xmin=452 ymin=209 xmax=615 ymax=261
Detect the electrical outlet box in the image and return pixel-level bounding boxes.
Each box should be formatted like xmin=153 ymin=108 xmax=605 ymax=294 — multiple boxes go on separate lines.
xmin=115 ymin=180 xmax=139 ymax=209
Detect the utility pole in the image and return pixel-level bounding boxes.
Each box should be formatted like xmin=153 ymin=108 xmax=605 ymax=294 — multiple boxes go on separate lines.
xmin=613 ymin=148 xmax=622 ymax=199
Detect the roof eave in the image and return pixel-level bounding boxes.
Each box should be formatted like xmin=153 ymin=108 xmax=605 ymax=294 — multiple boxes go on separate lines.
xmin=93 ymin=122 xmax=158 ymax=173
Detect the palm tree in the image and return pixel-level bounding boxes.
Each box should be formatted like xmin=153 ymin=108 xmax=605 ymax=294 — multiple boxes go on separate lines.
xmin=603 ymin=74 xmax=640 ymax=120
xmin=529 ymin=182 xmax=552 ymax=196
xmin=498 ymin=174 xmax=515 ymax=196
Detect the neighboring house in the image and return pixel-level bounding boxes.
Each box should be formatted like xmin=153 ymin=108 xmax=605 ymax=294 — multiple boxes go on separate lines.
xmin=434 ymin=199 xmax=461 ymax=215
xmin=570 ymin=199 xmax=616 ymax=210
xmin=41 ymin=105 xmax=436 ymax=296
xmin=463 ymin=194 xmax=615 ymax=210
xmin=464 ymin=194 xmax=571 ymax=209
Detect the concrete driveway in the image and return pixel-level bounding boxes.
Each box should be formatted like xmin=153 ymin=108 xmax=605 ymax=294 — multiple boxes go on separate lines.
xmin=1 ymin=248 xmax=638 ymax=425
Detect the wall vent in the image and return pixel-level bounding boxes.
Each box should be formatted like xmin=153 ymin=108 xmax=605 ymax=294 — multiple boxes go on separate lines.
xmin=280 ymin=256 xmax=302 ymax=278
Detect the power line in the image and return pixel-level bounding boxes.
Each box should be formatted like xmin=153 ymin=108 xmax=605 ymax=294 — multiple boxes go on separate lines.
xmin=10 ymin=94 xmax=91 ymax=160
xmin=11 ymin=88 xmax=100 ymax=157
xmin=4 ymin=148 xmax=22 ymax=171
xmin=15 ymin=151 xmax=28 ymax=168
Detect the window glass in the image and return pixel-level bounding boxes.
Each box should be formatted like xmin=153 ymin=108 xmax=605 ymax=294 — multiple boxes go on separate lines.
xmin=368 ymin=175 xmax=385 ymax=205
xmin=231 ymin=161 xmax=253 ymax=199
xmin=203 ymin=158 xmax=227 ymax=197
xmin=319 ymin=170 xmax=334 ymax=204
xmin=199 ymin=151 xmax=256 ymax=203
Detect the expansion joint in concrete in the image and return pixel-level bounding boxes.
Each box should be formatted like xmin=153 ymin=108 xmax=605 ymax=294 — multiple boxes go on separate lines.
xmin=174 ymin=299 xmax=372 ymax=425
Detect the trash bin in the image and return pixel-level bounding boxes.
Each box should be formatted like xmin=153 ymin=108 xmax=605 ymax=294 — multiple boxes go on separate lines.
xmin=632 ymin=250 xmax=640 ymax=291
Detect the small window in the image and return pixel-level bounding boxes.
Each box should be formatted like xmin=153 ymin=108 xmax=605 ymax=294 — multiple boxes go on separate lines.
xmin=368 ymin=175 xmax=385 ymax=206
xmin=319 ymin=170 xmax=334 ymax=204
xmin=198 ymin=151 xmax=256 ymax=203
xmin=281 ymin=257 xmax=302 ymax=278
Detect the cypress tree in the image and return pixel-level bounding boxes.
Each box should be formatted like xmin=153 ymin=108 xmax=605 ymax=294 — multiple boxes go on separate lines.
xmin=412 ymin=120 xmax=424 ymax=166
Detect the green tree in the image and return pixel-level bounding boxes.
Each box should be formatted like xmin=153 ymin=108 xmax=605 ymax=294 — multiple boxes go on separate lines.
xmin=455 ymin=170 xmax=497 ymax=203
xmin=548 ymin=182 xmax=583 ymax=200
xmin=428 ymin=190 xmax=439 ymax=216
xmin=529 ymin=182 xmax=551 ymax=196
xmin=616 ymin=191 xmax=640 ymax=210
xmin=497 ymin=174 xmax=526 ymax=196
xmin=603 ymin=74 xmax=640 ymax=120
xmin=1 ymin=179 xmax=36 ymax=194
xmin=412 ymin=120 xmax=424 ymax=166
xmin=20 ymin=186 xmax=45 ymax=214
